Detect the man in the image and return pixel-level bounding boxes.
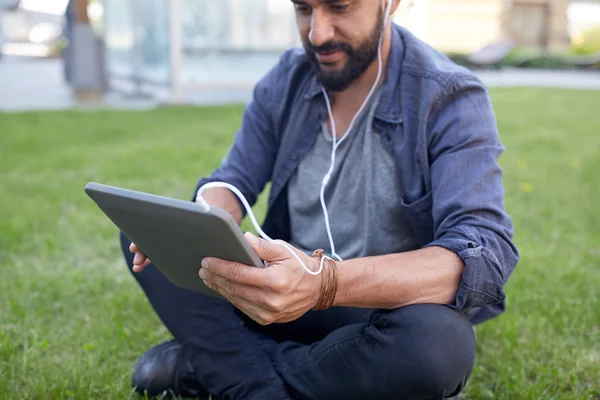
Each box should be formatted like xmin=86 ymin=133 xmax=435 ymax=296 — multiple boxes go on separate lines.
xmin=121 ymin=0 xmax=519 ymax=399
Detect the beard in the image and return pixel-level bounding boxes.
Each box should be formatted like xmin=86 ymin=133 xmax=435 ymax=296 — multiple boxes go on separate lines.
xmin=303 ymin=11 xmax=384 ymax=92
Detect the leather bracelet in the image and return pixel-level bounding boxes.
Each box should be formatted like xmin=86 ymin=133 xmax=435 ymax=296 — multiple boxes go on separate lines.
xmin=323 ymin=258 xmax=338 ymax=309
xmin=311 ymin=249 xmax=339 ymax=311
xmin=312 ymin=249 xmax=328 ymax=310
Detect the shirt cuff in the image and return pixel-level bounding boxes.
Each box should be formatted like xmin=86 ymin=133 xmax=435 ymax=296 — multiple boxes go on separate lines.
xmin=425 ymin=226 xmax=507 ymax=310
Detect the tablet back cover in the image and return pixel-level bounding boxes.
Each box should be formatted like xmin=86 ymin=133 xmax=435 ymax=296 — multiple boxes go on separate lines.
xmin=85 ymin=182 xmax=263 ymax=296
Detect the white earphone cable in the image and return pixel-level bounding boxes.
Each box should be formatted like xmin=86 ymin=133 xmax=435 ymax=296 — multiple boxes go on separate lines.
xmin=196 ymin=182 xmax=326 ymax=275
xmin=319 ymin=0 xmax=391 ymax=261
xmin=196 ymin=0 xmax=393 ymax=275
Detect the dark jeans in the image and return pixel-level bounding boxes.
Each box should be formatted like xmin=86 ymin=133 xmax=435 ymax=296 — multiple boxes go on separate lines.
xmin=120 ymin=232 xmax=476 ymax=400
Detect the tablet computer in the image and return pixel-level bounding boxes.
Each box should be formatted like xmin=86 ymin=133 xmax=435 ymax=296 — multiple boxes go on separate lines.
xmin=84 ymin=182 xmax=264 ymax=298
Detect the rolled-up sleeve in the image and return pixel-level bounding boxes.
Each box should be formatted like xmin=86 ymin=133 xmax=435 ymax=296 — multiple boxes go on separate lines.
xmin=424 ymin=73 xmax=519 ymax=310
xmin=192 ymin=63 xmax=282 ymax=215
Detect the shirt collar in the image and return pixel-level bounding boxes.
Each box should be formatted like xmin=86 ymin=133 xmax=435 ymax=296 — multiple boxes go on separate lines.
xmin=304 ymin=24 xmax=404 ymax=125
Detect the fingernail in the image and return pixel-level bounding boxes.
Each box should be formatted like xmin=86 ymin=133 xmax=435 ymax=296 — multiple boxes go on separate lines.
xmin=201 ymin=259 xmax=208 ymax=269
xmin=245 ymin=232 xmax=257 ymax=246
xmin=199 ymin=269 xmax=206 ymax=280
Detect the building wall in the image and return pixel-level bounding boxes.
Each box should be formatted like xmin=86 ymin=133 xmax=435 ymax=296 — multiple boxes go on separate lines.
xmin=395 ymin=0 xmax=571 ymax=53
xmin=502 ymin=0 xmax=571 ymax=49
xmin=395 ymin=0 xmax=506 ymax=53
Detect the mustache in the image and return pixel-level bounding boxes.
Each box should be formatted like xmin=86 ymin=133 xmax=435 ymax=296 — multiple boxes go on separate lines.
xmin=305 ymin=41 xmax=353 ymax=55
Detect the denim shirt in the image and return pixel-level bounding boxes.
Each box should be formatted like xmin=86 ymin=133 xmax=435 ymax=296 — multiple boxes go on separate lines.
xmin=194 ymin=24 xmax=519 ymax=325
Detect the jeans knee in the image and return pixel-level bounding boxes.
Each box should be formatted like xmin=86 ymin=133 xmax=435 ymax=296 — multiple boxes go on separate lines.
xmin=405 ymin=346 xmax=472 ymax=398
xmin=371 ymin=305 xmax=476 ymax=399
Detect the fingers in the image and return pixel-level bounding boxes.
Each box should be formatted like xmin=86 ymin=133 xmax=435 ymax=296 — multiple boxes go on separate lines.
xmin=244 ymin=232 xmax=290 ymax=261
xmin=132 ymin=257 xmax=151 ymax=273
xmin=132 ymin=263 xmax=144 ymax=273
xmin=201 ymin=257 xmax=265 ymax=286
xmin=225 ymin=295 xmax=270 ymax=325
xmin=130 ymin=242 xmax=151 ymax=273
xmin=133 ymin=251 xmax=146 ymax=265
xmin=201 ymin=269 xmax=264 ymax=303
xmin=200 ymin=272 xmax=273 ymax=325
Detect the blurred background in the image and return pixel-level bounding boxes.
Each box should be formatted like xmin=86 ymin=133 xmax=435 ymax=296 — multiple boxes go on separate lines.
xmin=1 ymin=0 xmax=599 ymax=108
xmin=0 ymin=1 xmax=599 ymax=399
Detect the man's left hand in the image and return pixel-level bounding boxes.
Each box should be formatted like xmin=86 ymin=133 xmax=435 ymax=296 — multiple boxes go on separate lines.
xmin=199 ymin=233 xmax=322 ymax=325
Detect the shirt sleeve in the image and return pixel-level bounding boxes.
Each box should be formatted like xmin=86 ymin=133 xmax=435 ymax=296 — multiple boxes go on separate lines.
xmin=424 ymin=73 xmax=520 ymax=310
xmin=192 ymin=63 xmax=282 ymax=216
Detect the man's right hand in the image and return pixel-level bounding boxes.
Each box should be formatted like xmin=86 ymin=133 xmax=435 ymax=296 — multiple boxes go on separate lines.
xmin=130 ymin=242 xmax=151 ymax=272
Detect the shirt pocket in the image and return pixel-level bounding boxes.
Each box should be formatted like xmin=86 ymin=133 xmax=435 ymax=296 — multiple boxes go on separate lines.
xmin=400 ymin=190 xmax=434 ymax=248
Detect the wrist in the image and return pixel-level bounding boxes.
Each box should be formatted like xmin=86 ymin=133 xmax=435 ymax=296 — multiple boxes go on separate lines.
xmin=306 ymin=257 xmax=321 ymax=310
xmin=329 ymin=259 xmax=354 ymax=307
xmin=312 ymin=271 xmax=323 ymax=310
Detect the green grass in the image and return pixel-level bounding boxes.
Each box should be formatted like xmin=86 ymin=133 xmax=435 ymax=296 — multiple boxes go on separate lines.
xmin=0 ymin=88 xmax=599 ymax=399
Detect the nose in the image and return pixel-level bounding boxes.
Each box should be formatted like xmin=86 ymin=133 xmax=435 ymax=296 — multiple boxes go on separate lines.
xmin=309 ymin=9 xmax=335 ymax=48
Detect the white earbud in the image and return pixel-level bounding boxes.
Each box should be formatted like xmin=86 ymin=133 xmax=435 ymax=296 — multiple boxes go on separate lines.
xmin=196 ymin=0 xmax=394 ymax=274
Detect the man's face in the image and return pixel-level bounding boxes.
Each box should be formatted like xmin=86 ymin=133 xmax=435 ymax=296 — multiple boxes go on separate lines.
xmin=293 ymin=0 xmax=385 ymax=92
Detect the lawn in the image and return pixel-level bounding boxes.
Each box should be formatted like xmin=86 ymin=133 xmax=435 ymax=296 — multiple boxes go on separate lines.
xmin=0 ymin=88 xmax=599 ymax=399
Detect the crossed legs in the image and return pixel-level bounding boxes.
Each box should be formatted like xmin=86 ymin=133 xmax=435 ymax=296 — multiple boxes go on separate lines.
xmin=120 ymin=232 xmax=475 ymax=400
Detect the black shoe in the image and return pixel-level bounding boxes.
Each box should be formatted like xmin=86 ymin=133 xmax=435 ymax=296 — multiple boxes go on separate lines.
xmin=132 ymin=340 xmax=210 ymax=399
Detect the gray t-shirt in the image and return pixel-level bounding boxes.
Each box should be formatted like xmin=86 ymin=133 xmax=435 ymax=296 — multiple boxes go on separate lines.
xmin=287 ymin=91 xmax=419 ymax=260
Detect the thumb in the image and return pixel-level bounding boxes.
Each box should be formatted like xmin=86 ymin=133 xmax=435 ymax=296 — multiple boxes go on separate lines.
xmin=245 ymin=232 xmax=289 ymax=261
